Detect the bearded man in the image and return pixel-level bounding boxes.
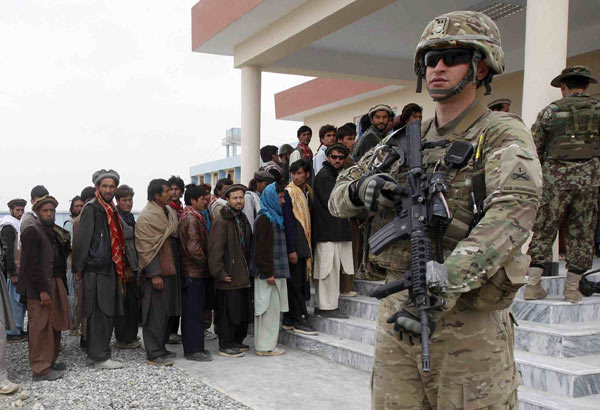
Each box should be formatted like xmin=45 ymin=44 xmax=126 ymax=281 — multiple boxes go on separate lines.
xmin=73 ymin=169 xmax=126 ymax=369
xmin=19 ymin=196 xmax=71 ymax=381
xmin=136 ymin=179 xmax=181 ymax=366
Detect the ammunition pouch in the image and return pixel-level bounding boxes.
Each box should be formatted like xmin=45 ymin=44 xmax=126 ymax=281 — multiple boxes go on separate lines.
xmin=441 ymin=205 xmax=476 ymax=250
xmin=545 ymin=97 xmax=600 ymax=161
xmin=462 ymin=253 xmax=529 ymax=311
xmin=545 ymin=134 xmax=600 ymax=160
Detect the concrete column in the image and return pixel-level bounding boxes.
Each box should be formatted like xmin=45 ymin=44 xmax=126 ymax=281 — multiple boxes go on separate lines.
xmin=521 ymin=0 xmax=569 ymax=127
xmin=240 ymin=65 xmax=261 ymax=185
xmin=521 ymin=0 xmax=569 ymax=264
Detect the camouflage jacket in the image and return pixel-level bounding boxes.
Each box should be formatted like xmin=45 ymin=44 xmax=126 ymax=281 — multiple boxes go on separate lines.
xmin=532 ymin=93 xmax=600 ymax=189
xmin=329 ymin=100 xmax=542 ymax=308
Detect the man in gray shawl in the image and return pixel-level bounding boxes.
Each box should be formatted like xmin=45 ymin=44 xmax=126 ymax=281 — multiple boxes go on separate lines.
xmin=135 ymin=179 xmax=181 ymax=366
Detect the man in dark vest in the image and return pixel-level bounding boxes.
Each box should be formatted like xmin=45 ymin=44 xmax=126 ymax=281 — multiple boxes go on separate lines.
xmin=352 ymin=104 xmax=394 ymax=161
xmin=73 ymin=169 xmax=125 ymax=369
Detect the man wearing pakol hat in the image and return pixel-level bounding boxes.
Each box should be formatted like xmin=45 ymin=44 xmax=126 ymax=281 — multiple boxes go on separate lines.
xmin=208 ymin=184 xmax=253 ymax=357
xmin=352 ymin=104 xmax=394 ymax=161
xmin=73 ymin=169 xmax=126 ymax=369
xmin=242 ymin=171 xmax=276 ymax=230
xmin=19 ymin=196 xmax=72 ymax=381
xmin=487 ymin=97 xmax=511 ymax=112
xmin=278 ymin=143 xmax=294 ymax=186
xmin=313 ymin=144 xmax=353 ymax=319
xmin=526 ymin=66 xmax=600 ymax=303
xmin=0 ymin=199 xmax=27 ymax=343
xmin=135 ymin=179 xmax=181 ymax=366
xmin=19 ymin=185 xmax=49 ymax=234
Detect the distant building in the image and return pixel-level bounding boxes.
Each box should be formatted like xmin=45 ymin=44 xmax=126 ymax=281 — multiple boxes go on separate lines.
xmin=189 ymin=128 xmax=241 ymax=186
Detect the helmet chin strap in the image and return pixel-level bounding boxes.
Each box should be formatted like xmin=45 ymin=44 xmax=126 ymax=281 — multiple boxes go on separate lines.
xmin=419 ymin=50 xmax=493 ymax=100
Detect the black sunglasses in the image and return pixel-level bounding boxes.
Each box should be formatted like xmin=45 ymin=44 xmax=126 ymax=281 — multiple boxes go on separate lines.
xmin=424 ymin=48 xmax=473 ymax=68
xmin=329 ymin=154 xmax=346 ymax=160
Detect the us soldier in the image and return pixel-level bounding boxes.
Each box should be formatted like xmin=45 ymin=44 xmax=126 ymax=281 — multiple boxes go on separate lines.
xmin=524 ymin=66 xmax=600 ymax=303
xmin=329 ymin=11 xmax=542 ymax=409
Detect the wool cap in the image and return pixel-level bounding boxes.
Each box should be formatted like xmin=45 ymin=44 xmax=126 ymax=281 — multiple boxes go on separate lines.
xmin=32 ymin=195 xmax=58 ymax=212
xmin=279 ymin=143 xmax=294 ymax=155
xmin=7 ymin=198 xmax=26 ymax=209
xmin=254 ymin=171 xmax=276 ymax=183
xmin=368 ymin=104 xmax=393 ymax=118
xmin=92 ymin=169 xmax=120 ymax=186
xmin=223 ymin=184 xmax=247 ymax=198
xmin=487 ymin=98 xmax=511 ymax=108
xmin=325 ymin=143 xmax=349 ymax=157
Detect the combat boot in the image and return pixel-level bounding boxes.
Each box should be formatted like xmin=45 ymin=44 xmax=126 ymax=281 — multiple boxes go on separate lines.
xmin=524 ymin=267 xmax=547 ymax=300
xmin=564 ymin=271 xmax=583 ymax=303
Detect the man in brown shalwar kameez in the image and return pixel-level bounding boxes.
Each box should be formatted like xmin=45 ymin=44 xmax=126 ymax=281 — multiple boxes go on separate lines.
xmin=136 ymin=179 xmax=181 ymax=366
xmin=18 ymin=196 xmax=72 ymax=381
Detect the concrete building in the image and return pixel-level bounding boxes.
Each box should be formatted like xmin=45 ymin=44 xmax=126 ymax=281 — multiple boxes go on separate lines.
xmin=192 ymin=0 xmax=600 ymax=183
xmin=191 ymin=1 xmax=600 ymax=408
xmin=189 ymin=127 xmax=241 ymax=186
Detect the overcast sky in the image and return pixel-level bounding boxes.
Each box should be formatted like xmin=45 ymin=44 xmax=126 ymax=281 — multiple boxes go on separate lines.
xmin=0 ymin=0 xmax=307 ymax=212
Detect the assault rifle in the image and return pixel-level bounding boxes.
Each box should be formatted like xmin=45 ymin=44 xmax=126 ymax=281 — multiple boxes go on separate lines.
xmin=367 ymin=121 xmax=472 ymax=371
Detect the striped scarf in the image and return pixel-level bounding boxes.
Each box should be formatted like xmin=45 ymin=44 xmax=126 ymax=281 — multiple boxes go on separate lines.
xmin=95 ymin=190 xmax=126 ymax=291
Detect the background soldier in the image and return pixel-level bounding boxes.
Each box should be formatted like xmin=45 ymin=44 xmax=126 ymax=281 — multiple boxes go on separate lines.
xmin=329 ymin=11 xmax=542 ymax=409
xmin=525 ymin=66 xmax=600 ymax=303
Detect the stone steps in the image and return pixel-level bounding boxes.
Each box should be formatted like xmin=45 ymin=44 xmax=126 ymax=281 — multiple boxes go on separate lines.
xmin=338 ymin=294 xmax=379 ymax=321
xmin=279 ymin=271 xmax=600 ymax=406
xmin=278 ymin=329 xmax=374 ymax=372
xmin=515 ymin=320 xmax=600 ymax=358
xmin=518 ymin=386 xmax=600 ymax=410
xmin=307 ymin=309 xmax=376 ymax=345
xmin=353 ymin=279 xmax=384 ymax=297
xmin=512 ymin=295 xmax=600 ymax=324
xmin=515 ymin=351 xmax=600 ymax=398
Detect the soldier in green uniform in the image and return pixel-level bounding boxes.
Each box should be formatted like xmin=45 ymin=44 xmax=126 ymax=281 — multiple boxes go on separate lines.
xmin=328 ymin=11 xmax=542 ymax=409
xmin=524 ymin=66 xmax=600 ymax=303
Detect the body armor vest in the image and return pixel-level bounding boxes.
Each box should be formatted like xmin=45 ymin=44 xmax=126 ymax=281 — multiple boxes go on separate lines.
xmin=545 ymin=96 xmax=600 ymax=161
xmin=367 ymin=107 xmax=528 ymax=311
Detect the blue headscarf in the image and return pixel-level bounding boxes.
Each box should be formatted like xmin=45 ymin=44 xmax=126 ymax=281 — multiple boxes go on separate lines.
xmin=258 ymin=182 xmax=284 ymax=229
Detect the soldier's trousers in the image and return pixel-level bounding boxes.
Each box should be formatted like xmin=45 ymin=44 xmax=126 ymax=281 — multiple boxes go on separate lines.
xmin=372 ymin=290 xmax=519 ymax=410
xmin=528 ymin=186 xmax=597 ymax=273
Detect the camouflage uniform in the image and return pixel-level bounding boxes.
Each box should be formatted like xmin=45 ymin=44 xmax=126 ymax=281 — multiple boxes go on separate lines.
xmin=329 ymin=11 xmax=543 ymax=409
xmin=527 ymin=86 xmax=600 ymax=274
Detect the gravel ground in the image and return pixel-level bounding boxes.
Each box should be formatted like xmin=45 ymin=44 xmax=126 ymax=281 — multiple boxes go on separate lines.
xmin=1 ymin=333 xmax=250 ymax=409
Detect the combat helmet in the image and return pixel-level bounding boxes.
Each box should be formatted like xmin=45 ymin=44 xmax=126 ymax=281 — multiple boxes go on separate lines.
xmin=414 ymin=10 xmax=505 ymax=100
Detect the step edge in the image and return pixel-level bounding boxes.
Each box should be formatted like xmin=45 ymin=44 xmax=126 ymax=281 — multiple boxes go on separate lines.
xmin=281 ymin=329 xmax=375 ymax=357
xmin=515 ymin=351 xmax=600 ymax=375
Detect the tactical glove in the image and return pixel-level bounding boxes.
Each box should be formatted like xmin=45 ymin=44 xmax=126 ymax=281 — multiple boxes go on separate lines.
xmin=356 ymin=173 xmax=403 ymax=212
xmin=387 ymin=308 xmax=437 ymax=341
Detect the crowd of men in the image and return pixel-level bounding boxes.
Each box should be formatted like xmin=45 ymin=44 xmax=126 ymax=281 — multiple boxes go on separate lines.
xmin=0 ymin=8 xmax=598 ymax=409
xmin=0 ymin=101 xmax=424 ymax=387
